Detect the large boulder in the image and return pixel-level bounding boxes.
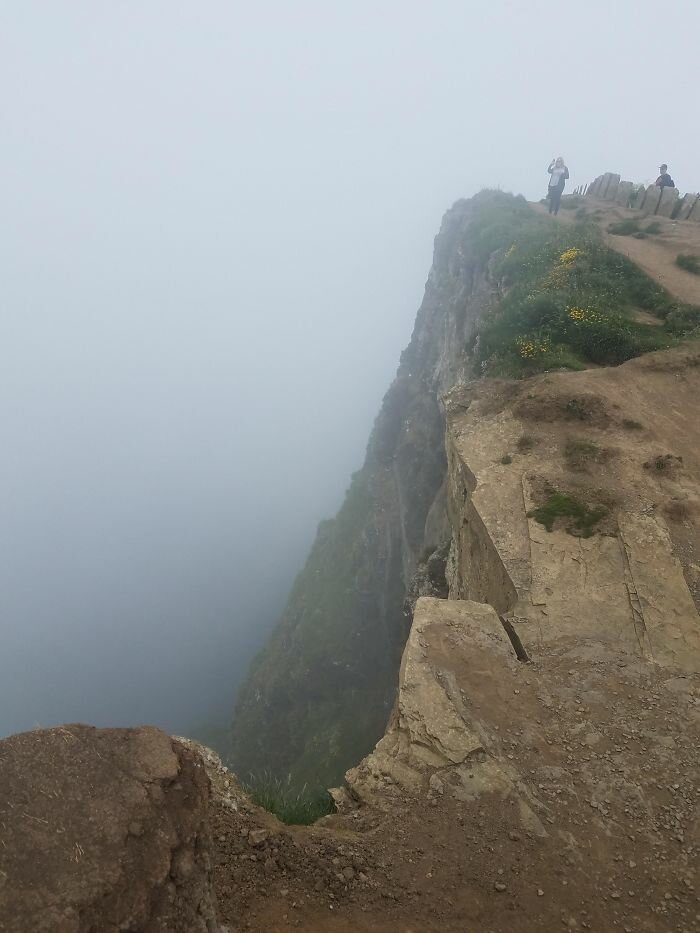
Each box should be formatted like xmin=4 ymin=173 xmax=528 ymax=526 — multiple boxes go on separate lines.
xmin=0 ymin=725 xmax=221 ymax=933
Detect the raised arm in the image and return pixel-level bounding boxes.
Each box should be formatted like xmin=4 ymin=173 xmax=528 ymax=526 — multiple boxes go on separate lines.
xmin=548 ymin=161 xmax=555 ymax=173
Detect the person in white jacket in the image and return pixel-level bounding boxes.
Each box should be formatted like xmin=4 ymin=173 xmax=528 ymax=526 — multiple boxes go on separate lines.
xmin=547 ymin=157 xmax=570 ymax=215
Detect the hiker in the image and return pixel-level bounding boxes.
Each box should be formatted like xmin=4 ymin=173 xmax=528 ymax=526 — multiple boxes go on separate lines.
xmin=547 ymin=157 xmax=570 ymax=216
xmin=655 ymin=164 xmax=675 ymax=188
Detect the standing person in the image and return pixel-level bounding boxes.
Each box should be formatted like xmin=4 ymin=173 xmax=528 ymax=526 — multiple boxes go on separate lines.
xmin=547 ymin=157 xmax=569 ymax=215
xmin=655 ymin=164 xmax=675 ymax=188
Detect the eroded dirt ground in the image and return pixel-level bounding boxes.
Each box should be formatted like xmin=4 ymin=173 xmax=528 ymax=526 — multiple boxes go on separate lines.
xmin=205 ymin=203 xmax=700 ymax=933
xmin=203 ymin=641 xmax=700 ymax=932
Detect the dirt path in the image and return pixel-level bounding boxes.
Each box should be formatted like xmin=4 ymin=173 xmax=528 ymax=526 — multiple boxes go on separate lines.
xmin=532 ymin=198 xmax=700 ymax=305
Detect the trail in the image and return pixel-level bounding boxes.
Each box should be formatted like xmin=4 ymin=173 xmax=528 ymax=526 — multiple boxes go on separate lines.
xmin=532 ymin=197 xmax=700 ymax=305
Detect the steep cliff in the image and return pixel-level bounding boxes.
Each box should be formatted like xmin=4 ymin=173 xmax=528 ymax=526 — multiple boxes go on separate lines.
xmin=231 ymin=194 xmax=517 ymax=785
xmin=231 ymin=190 xmax=700 ymax=787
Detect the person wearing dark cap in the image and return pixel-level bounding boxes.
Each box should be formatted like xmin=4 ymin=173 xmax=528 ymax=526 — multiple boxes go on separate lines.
xmin=655 ymin=164 xmax=675 ymax=188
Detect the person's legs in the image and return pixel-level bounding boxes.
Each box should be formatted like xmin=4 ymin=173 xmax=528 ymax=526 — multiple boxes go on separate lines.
xmin=552 ymin=186 xmax=563 ymax=215
xmin=548 ymin=187 xmax=555 ymax=214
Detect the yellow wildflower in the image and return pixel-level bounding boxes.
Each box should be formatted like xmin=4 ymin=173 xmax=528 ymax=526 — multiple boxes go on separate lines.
xmin=559 ymin=247 xmax=581 ymax=265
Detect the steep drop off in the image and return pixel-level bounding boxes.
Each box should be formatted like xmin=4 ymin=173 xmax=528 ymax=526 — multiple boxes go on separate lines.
xmin=231 ymin=194 xmax=511 ymax=785
xmin=231 ymin=190 xmax=700 ymax=787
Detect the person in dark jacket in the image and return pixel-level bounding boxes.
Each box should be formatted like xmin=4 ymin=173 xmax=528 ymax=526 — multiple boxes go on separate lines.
xmin=655 ymin=164 xmax=675 ymax=188
xmin=547 ymin=157 xmax=570 ymax=215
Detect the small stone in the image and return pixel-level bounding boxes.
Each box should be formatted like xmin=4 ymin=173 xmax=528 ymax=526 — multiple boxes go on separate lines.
xmin=494 ymin=882 xmax=507 ymax=892
xmin=537 ymin=888 xmax=544 ymax=897
xmin=248 ymin=828 xmax=269 ymax=847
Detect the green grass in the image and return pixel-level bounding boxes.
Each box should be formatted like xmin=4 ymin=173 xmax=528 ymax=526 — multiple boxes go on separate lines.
xmin=528 ymin=490 xmax=608 ymax=537
xmin=607 ymin=219 xmax=662 ymax=239
xmin=244 ymin=772 xmax=335 ymax=825
xmin=608 ymin=218 xmax=641 ymax=236
xmin=676 ymin=254 xmax=700 ymax=275
xmin=464 ymin=194 xmax=700 ymax=378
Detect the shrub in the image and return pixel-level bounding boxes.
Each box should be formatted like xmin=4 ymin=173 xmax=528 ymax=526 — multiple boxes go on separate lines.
xmin=664 ymin=304 xmax=700 ymax=335
xmin=244 ymin=772 xmax=335 ymax=825
xmin=622 ymin=418 xmax=643 ymax=430
xmin=676 ymin=254 xmax=700 ymax=275
xmin=528 ymin=490 xmax=608 ymax=537
xmin=607 ymin=218 xmax=640 ymax=236
xmin=500 ymin=454 xmax=513 ymax=465
xmin=643 ymin=221 xmax=662 ymax=235
xmin=467 ymin=194 xmax=695 ymax=379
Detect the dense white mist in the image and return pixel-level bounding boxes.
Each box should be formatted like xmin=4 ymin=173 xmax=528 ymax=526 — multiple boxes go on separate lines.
xmin=2 ymin=0 xmax=698 ymax=736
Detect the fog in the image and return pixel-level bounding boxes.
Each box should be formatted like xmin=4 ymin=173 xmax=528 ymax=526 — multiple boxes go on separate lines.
xmin=2 ymin=1 xmax=698 ymax=738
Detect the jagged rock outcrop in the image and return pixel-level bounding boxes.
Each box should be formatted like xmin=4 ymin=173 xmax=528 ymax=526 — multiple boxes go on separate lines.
xmin=442 ymin=345 xmax=700 ymax=668
xmin=0 ymin=725 xmax=220 ymax=933
xmin=345 ymin=597 xmax=546 ymax=835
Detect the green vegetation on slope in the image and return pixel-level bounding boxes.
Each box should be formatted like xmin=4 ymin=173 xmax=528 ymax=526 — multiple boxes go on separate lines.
xmin=243 ymin=772 xmax=335 ymax=825
xmin=676 ymin=253 xmax=700 ymax=275
xmin=465 ymin=194 xmax=700 ymax=378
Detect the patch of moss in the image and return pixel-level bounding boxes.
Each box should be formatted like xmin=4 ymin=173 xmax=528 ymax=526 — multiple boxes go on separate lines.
xmin=676 ymin=254 xmax=700 ymax=275
xmin=528 ymin=490 xmax=608 ymax=537
xmin=564 ymin=438 xmax=612 ymax=472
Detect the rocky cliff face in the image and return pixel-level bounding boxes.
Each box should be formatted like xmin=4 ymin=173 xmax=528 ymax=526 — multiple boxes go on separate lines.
xmin=231 ymin=194 xmax=523 ymax=785
xmin=231 ymin=189 xmax=700 ymax=793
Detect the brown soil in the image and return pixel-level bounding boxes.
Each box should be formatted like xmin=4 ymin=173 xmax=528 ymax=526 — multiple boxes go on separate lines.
xmin=201 ymin=642 xmax=700 ymax=933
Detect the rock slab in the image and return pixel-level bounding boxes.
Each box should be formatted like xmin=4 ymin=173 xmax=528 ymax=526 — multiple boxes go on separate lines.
xmin=0 ymin=725 xmax=220 ymax=933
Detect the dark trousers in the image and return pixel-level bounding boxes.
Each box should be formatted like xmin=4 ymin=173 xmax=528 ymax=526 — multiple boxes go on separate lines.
xmin=548 ymin=184 xmax=564 ymax=215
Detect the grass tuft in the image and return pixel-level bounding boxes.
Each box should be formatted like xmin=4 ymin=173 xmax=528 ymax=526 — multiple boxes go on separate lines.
xmin=676 ymin=254 xmax=700 ymax=275
xmin=608 ymin=218 xmax=640 ymax=236
xmin=527 ymin=490 xmax=608 ymax=537
xmin=563 ymin=438 xmax=612 ymax=472
xmin=243 ymin=772 xmax=335 ymax=825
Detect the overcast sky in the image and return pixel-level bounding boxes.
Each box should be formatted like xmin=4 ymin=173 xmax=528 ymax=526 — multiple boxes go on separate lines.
xmin=2 ymin=0 xmax=698 ymax=739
